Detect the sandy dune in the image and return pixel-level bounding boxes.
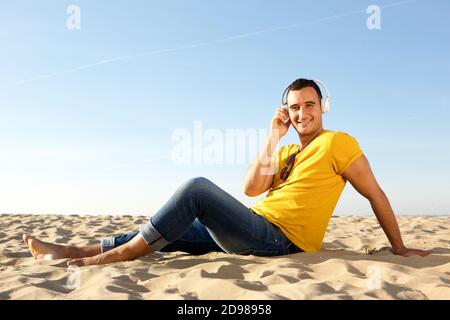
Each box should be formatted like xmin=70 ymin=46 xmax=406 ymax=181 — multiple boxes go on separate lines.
xmin=0 ymin=214 xmax=449 ymax=300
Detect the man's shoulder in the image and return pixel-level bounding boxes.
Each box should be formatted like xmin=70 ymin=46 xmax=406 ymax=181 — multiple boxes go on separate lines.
xmin=324 ymin=129 xmax=354 ymax=136
xmin=327 ymin=130 xmax=363 ymax=158
xmin=325 ymin=130 xmax=359 ymax=141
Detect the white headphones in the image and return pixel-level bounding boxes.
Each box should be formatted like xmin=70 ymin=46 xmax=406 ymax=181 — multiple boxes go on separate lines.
xmin=281 ymin=79 xmax=331 ymax=114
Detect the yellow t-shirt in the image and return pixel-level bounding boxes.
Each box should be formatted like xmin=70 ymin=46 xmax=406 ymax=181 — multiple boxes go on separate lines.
xmin=250 ymin=130 xmax=363 ymax=252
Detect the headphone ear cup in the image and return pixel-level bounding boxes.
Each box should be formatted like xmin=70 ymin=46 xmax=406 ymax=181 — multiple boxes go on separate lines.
xmin=323 ymin=97 xmax=330 ymax=113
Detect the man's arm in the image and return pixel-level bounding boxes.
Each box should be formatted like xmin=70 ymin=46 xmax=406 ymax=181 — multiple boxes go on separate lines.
xmin=243 ymin=106 xmax=290 ymax=197
xmin=341 ymin=154 xmax=430 ymax=257
xmin=243 ymin=133 xmax=278 ymax=197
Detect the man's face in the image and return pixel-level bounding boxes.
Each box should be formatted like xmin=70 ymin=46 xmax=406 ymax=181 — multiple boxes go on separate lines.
xmin=286 ymin=87 xmax=323 ymax=136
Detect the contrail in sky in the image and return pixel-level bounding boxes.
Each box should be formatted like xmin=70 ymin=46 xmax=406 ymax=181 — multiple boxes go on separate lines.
xmin=10 ymin=0 xmax=417 ymax=87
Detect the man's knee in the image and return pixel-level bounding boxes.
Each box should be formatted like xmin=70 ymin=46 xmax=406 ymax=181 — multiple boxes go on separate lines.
xmin=184 ymin=176 xmax=213 ymax=189
xmin=178 ymin=176 xmax=215 ymax=199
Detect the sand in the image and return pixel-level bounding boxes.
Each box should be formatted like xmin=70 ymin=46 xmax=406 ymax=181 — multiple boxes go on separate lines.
xmin=0 ymin=214 xmax=449 ymax=300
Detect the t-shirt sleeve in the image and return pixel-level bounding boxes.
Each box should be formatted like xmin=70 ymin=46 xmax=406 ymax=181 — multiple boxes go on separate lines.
xmin=258 ymin=145 xmax=285 ymax=177
xmin=267 ymin=144 xmax=291 ymax=178
xmin=331 ymin=132 xmax=363 ymax=175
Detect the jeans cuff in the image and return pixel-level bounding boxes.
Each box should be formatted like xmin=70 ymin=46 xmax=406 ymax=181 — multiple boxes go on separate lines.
xmin=100 ymin=236 xmax=116 ymax=253
xmin=139 ymin=218 xmax=170 ymax=251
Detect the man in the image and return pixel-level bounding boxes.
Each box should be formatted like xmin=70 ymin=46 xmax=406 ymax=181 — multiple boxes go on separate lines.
xmin=245 ymin=78 xmax=429 ymax=257
xmin=23 ymin=78 xmax=429 ymax=266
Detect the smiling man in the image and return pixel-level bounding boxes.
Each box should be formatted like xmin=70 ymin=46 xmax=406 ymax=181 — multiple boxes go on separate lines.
xmin=22 ymin=78 xmax=429 ymax=267
xmin=246 ymin=78 xmax=429 ymax=256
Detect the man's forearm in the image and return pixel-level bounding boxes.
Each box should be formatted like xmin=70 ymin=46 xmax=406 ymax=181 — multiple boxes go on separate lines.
xmin=369 ymin=190 xmax=406 ymax=253
xmin=243 ymin=132 xmax=280 ymax=195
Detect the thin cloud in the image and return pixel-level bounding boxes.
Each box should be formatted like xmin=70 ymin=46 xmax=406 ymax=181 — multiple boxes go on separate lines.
xmin=10 ymin=0 xmax=418 ymax=87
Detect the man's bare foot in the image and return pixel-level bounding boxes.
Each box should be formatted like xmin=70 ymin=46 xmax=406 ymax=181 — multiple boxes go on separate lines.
xmin=22 ymin=234 xmax=69 ymax=260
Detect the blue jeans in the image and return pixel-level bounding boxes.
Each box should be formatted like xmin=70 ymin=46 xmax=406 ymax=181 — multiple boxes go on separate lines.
xmin=101 ymin=177 xmax=303 ymax=256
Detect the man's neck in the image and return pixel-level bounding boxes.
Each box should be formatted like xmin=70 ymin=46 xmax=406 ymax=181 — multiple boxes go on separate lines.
xmin=298 ymin=128 xmax=325 ymax=149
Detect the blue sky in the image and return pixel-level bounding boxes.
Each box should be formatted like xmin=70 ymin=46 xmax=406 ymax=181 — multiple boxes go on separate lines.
xmin=0 ymin=0 xmax=449 ymax=216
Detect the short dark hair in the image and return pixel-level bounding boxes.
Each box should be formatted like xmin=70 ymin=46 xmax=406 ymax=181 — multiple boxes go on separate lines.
xmin=282 ymin=78 xmax=323 ymax=105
